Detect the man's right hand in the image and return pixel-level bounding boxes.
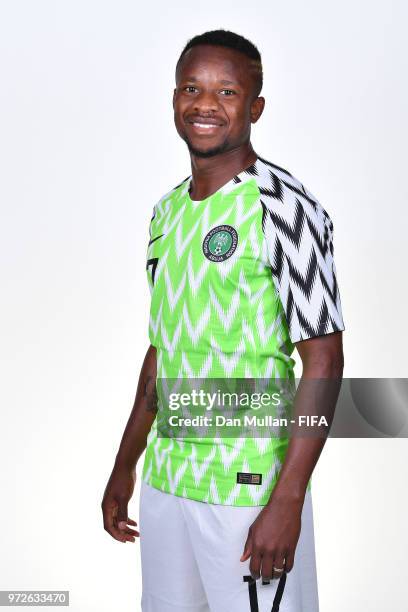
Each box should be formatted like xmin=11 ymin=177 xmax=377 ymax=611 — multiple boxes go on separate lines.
xmin=101 ymin=464 xmax=139 ymax=543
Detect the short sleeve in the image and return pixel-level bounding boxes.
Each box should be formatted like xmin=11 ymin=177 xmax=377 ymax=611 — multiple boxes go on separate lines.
xmin=262 ymin=182 xmax=345 ymax=343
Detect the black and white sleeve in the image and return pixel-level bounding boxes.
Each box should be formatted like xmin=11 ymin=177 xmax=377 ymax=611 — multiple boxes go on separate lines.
xmin=261 ymin=181 xmax=345 ymax=343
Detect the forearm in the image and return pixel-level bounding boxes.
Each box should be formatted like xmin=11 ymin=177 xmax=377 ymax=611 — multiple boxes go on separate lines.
xmin=270 ymin=434 xmax=325 ymax=503
xmin=269 ymin=344 xmax=344 ymax=503
xmin=114 ymin=344 xmax=157 ymax=471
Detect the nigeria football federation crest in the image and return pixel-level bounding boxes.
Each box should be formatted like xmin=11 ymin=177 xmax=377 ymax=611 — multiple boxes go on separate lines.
xmin=202 ymin=225 xmax=238 ymax=262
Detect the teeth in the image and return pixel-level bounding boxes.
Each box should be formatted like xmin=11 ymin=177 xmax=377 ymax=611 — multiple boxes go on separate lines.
xmin=193 ymin=122 xmax=219 ymax=128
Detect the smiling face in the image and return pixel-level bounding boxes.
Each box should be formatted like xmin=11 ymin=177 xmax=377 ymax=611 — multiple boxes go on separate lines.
xmin=173 ymin=45 xmax=265 ymax=158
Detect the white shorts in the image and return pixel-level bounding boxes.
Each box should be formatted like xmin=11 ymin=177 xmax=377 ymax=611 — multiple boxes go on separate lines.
xmin=139 ymin=482 xmax=319 ymax=612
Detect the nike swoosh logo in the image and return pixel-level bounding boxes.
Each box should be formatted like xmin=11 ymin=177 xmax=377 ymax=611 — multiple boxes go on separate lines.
xmin=148 ymin=234 xmax=164 ymax=246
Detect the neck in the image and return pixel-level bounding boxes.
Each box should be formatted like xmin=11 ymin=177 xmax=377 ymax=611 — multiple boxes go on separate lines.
xmin=188 ymin=142 xmax=257 ymax=200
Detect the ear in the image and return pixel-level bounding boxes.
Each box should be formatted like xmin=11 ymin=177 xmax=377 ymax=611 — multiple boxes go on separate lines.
xmin=250 ymin=96 xmax=265 ymax=124
xmin=172 ymin=88 xmax=177 ymax=109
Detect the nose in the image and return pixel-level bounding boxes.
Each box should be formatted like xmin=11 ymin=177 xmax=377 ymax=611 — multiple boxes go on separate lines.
xmin=193 ymin=89 xmax=220 ymax=114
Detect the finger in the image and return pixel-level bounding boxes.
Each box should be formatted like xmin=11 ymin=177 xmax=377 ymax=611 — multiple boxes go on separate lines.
xmin=122 ymin=533 xmax=137 ymax=543
xmin=284 ymin=549 xmax=295 ymax=573
xmin=109 ymin=522 xmax=129 ymax=542
xmin=114 ymin=518 xmax=136 ymax=542
xmin=272 ymin=550 xmax=286 ymax=580
xmin=118 ymin=518 xmax=139 ymax=536
xmin=260 ymin=553 xmax=274 ymax=582
xmin=240 ymin=534 xmax=252 ymax=562
xmin=123 ymin=525 xmax=140 ymax=537
xmin=249 ymin=552 xmax=262 ymax=581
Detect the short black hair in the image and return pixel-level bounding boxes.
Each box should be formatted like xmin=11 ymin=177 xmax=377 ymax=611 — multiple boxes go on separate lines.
xmin=176 ymin=29 xmax=263 ymax=97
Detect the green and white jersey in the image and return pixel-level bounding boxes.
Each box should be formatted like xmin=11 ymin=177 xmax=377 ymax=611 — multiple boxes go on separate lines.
xmin=142 ymin=155 xmax=344 ymax=506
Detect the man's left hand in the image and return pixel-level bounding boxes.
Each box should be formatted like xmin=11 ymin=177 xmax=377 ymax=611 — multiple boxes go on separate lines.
xmin=240 ymin=494 xmax=304 ymax=581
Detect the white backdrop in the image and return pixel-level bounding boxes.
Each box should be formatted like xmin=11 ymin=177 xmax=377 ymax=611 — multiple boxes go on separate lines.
xmin=1 ymin=1 xmax=407 ymax=610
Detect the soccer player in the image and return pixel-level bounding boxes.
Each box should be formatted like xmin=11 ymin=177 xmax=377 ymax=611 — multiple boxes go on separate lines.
xmin=102 ymin=29 xmax=345 ymax=612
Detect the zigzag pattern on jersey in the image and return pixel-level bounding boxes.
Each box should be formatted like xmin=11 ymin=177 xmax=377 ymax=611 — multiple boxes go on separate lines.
xmin=146 ymin=174 xmax=289 ymax=378
xmin=236 ymin=156 xmax=345 ymax=343
xmin=143 ymin=169 xmax=293 ymax=505
xmin=142 ymin=155 xmax=342 ymax=505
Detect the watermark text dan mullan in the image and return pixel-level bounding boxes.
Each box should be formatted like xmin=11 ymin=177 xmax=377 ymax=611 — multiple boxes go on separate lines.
xmin=165 ymin=390 xmax=328 ymax=429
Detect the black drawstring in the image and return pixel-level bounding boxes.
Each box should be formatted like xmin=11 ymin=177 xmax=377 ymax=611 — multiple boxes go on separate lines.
xmin=271 ymin=572 xmax=287 ymax=612
xmin=243 ymin=575 xmax=259 ymax=612
xmin=243 ymin=572 xmax=287 ymax=612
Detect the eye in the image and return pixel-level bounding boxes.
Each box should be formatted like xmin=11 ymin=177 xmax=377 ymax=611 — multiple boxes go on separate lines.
xmin=220 ymin=89 xmax=235 ymax=96
xmin=184 ymin=86 xmax=198 ymax=93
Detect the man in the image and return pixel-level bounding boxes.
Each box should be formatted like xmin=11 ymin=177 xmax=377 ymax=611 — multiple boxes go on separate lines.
xmin=102 ymin=29 xmax=344 ymax=612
